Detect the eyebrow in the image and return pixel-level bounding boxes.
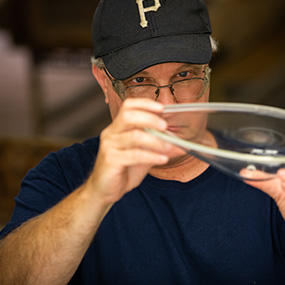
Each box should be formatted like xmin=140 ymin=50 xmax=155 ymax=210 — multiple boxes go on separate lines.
xmin=176 ymin=63 xmax=204 ymax=73
xmin=129 ymin=63 xmax=204 ymax=79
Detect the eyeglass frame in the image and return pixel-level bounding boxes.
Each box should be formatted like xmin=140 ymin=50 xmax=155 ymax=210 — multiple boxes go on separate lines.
xmin=103 ymin=65 xmax=211 ymax=101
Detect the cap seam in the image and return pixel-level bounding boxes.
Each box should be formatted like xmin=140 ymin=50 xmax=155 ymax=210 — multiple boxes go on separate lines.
xmin=95 ymin=0 xmax=106 ymax=52
xmin=194 ymin=0 xmax=212 ymax=32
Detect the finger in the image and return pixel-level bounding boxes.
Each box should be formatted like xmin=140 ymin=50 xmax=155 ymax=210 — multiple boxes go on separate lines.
xmin=277 ymin=169 xmax=285 ymax=188
xmin=241 ymin=169 xmax=284 ymax=201
xmin=277 ymin=169 xmax=285 ymax=180
xmin=116 ymin=148 xmax=169 ymax=166
xmin=96 ymin=145 xmax=169 ymax=171
xmin=106 ymin=129 xmax=173 ymax=153
xmin=105 ymin=114 xmax=166 ymax=141
xmin=122 ymin=98 xmax=164 ymax=113
xmin=111 ymin=98 xmax=166 ymax=131
xmin=240 ymin=169 xmax=276 ymax=181
xmin=112 ymin=109 xmax=167 ymax=132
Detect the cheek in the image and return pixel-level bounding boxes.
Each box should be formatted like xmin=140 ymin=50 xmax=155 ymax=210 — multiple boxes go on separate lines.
xmin=106 ymin=92 xmax=123 ymax=119
xmin=199 ymin=88 xmax=210 ymax=102
xmin=103 ymin=81 xmax=124 ymax=119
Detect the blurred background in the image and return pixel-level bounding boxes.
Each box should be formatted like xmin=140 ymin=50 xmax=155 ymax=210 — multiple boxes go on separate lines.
xmin=0 ymin=0 xmax=284 ymax=227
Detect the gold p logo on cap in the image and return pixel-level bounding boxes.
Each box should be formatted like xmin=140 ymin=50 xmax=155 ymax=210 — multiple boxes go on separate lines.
xmin=136 ymin=0 xmax=161 ymax=28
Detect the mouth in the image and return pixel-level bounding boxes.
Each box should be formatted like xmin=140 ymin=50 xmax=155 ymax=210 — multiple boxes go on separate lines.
xmin=167 ymin=125 xmax=184 ymax=133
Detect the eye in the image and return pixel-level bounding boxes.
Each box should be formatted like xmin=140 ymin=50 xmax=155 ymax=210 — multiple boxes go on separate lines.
xmin=132 ymin=77 xmax=145 ymax=84
xmin=176 ymin=66 xmax=204 ymax=79
xmin=178 ymin=71 xmax=190 ymax=77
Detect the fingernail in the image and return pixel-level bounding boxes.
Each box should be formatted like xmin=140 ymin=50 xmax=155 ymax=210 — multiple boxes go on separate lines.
xmin=159 ymin=155 xmax=169 ymax=163
xmin=159 ymin=120 xmax=167 ymax=130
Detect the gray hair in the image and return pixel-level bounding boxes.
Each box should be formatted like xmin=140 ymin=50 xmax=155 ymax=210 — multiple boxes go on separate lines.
xmin=91 ymin=36 xmax=219 ymax=70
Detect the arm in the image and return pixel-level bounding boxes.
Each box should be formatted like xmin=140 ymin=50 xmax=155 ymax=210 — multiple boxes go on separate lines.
xmin=0 ymin=99 xmax=173 ymax=284
xmin=0 ymin=182 xmax=112 ymax=285
xmin=242 ymin=169 xmax=285 ymax=220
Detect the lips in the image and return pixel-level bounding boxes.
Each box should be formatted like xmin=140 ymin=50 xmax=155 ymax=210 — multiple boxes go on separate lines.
xmin=167 ymin=125 xmax=184 ymax=133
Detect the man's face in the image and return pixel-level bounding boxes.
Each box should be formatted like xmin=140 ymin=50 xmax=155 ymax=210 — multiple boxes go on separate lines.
xmin=103 ymin=62 xmax=210 ymax=119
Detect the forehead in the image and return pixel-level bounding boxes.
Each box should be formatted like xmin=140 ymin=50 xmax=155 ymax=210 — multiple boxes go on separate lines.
xmin=130 ymin=62 xmax=204 ymax=77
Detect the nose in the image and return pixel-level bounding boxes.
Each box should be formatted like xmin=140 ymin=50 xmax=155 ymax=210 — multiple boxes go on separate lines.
xmin=155 ymin=86 xmax=177 ymax=105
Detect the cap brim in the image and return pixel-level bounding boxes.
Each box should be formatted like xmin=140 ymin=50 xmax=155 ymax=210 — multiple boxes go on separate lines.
xmin=102 ymin=34 xmax=212 ymax=80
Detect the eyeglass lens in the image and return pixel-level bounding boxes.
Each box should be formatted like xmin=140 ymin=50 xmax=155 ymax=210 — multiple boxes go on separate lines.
xmin=124 ymin=78 xmax=205 ymax=101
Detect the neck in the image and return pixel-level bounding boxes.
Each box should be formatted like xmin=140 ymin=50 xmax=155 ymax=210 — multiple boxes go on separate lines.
xmin=149 ymin=154 xmax=209 ymax=182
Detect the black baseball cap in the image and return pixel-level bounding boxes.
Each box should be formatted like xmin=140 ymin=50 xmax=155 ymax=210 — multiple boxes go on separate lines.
xmin=92 ymin=0 xmax=212 ymax=80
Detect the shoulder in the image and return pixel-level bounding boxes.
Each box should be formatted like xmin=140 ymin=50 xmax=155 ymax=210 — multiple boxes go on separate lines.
xmin=55 ymin=136 xmax=100 ymax=161
xmin=36 ymin=136 xmax=100 ymax=169
xmin=0 ymin=137 xmax=101 ymax=238
xmin=26 ymin=136 xmax=101 ymax=191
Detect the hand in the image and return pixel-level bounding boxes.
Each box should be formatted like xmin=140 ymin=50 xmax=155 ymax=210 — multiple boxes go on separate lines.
xmin=87 ymin=98 xmax=174 ymax=205
xmin=241 ymin=168 xmax=285 ymax=220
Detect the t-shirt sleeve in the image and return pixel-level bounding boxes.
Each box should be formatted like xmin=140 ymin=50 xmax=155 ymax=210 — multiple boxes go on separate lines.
xmin=0 ymin=138 xmax=99 ymax=239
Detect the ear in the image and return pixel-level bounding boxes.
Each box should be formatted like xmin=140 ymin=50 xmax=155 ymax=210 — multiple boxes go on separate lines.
xmin=92 ymin=65 xmax=109 ymax=104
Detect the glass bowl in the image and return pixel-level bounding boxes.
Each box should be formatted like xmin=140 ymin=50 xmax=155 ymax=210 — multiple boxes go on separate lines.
xmin=146 ymin=102 xmax=285 ymax=181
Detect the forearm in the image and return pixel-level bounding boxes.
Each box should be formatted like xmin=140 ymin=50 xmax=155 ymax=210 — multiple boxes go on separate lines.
xmin=0 ymin=182 xmax=113 ymax=285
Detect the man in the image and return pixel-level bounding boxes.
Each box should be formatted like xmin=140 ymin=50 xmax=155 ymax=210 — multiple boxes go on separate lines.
xmin=1 ymin=0 xmax=285 ymax=284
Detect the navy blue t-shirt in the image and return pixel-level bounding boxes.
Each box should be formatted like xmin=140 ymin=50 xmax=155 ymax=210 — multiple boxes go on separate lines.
xmin=1 ymin=136 xmax=285 ymax=284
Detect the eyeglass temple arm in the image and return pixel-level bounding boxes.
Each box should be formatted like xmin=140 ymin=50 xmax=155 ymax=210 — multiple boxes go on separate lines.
xmin=103 ymin=69 xmax=126 ymax=101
